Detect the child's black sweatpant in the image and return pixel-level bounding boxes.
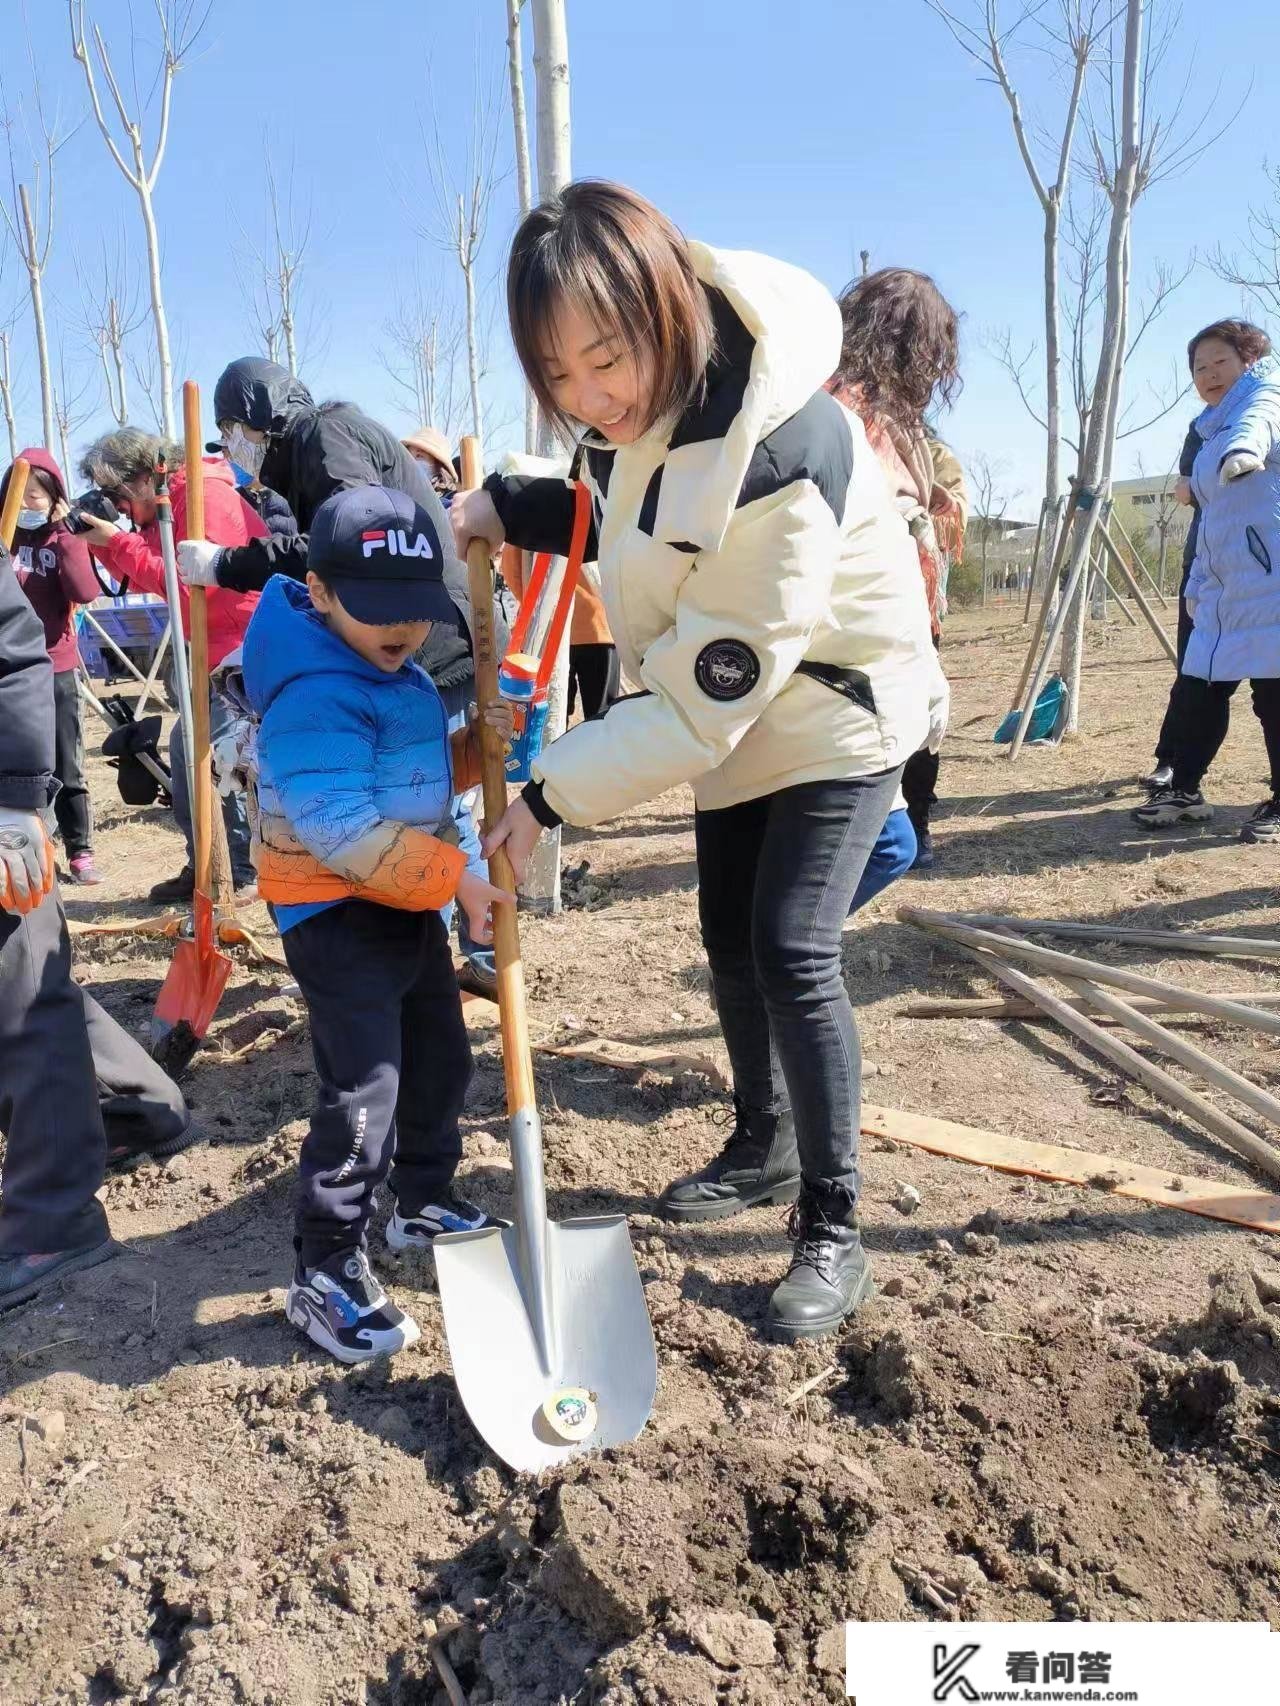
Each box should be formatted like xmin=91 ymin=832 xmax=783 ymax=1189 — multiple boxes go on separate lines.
xmin=281 ymin=900 xmax=473 ymax=1267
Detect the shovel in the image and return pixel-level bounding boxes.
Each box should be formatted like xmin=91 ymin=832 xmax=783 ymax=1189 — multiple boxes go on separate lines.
xmin=151 ymin=380 xmax=233 ymax=1073
xmin=1 ymin=456 xmax=30 ymax=551
xmin=433 ymin=438 xmax=657 ymax=1473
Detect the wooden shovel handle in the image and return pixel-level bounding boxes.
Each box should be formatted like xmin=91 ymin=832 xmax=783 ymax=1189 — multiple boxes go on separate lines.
xmin=459 ymin=436 xmax=537 ymax=1115
xmin=183 ymin=381 xmax=215 ymax=904
xmin=0 ymin=457 xmax=30 ymax=551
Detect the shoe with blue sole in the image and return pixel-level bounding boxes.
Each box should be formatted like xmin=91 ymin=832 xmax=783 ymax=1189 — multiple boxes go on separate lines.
xmin=284 ymin=1246 xmax=420 ymax=1364
xmin=385 ymin=1191 xmax=505 ymax=1253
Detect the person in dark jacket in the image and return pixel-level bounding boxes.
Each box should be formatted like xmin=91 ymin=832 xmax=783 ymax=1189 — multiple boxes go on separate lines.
xmin=1141 ymin=421 xmax=1202 ymax=791
xmin=205 ymin=438 xmax=300 ymax=538
xmin=0 ymin=543 xmax=193 ymax=1311
xmin=1 ymin=448 xmax=103 ymax=884
xmin=176 ymin=359 xmax=463 ymax=601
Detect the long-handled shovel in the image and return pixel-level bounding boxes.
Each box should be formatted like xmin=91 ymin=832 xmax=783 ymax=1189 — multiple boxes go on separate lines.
xmin=151 ymin=381 xmax=233 ymax=1073
xmin=433 ymin=438 xmax=657 ymax=1473
xmin=1 ymin=456 xmax=30 ymax=551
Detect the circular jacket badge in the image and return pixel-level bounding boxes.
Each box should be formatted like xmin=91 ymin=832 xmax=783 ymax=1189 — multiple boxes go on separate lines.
xmin=694 ymin=639 xmax=760 ymax=702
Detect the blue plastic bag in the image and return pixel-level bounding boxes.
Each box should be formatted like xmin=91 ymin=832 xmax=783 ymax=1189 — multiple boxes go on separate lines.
xmin=994 ymin=672 xmax=1066 ymax=745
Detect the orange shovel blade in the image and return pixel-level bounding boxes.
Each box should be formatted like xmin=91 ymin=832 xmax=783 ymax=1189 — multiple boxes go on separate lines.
xmin=151 ymin=890 xmax=232 ymax=1066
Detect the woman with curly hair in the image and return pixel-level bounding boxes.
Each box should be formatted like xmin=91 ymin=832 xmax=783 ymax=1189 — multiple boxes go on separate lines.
xmin=830 ymin=268 xmax=968 ymax=871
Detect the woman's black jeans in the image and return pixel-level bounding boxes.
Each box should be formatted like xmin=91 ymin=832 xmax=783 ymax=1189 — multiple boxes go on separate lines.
xmin=694 ymin=768 xmax=902 ymax=1204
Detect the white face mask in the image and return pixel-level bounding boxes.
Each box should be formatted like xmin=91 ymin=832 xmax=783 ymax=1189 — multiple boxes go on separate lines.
xmin=17 ymin=507 xmax=48 ymax=531
xmin=223 ymin=425 xmax=267 ymax=479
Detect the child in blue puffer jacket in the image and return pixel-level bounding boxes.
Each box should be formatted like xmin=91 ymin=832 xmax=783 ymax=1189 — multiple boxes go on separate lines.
xmin=1134 ymin=321 xmax=1280 ymax=841
xmin=242 ymin=485 xmax=512 ymax=1364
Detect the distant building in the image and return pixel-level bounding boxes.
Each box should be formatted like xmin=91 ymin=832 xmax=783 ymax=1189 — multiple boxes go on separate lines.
xmin=1110 ymin=473 xmax=1193 ymax=561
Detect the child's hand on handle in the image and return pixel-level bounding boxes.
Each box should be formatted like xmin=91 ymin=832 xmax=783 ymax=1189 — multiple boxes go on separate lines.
xmin=482 ymin=795 xmax=543 ymax=886
xmin=456 ymin=868 xmax=515 ymax=946
xmin=0 ymin=809 xmax=54 ymax=915
xmin=450 ymin=487 xmax=506 ymax=559
xmin=470 ymin=698 xmax=515 ymax=749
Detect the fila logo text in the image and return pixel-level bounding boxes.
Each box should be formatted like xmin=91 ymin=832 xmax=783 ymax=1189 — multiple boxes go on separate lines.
xmin=361 ymin=528 xmax=435 ymax=560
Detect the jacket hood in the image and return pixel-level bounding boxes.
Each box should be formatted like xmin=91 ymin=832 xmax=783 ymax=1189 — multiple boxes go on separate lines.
xmin=242 ymin=573 xmax=418 ymax=716
xmin=2 ymin=445 xmax=67 ymax=513
xmin=1194 ymin=353 xmax=1280 ymax=441
xmin=213 ymin=357 xmax=315 ymax=435
xmin=583 ymin=244 xmax=841 ymax=556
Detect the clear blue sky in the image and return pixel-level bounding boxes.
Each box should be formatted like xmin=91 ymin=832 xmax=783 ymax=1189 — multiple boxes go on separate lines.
xmin=5 ymin=0 xmax=1270 ymax=516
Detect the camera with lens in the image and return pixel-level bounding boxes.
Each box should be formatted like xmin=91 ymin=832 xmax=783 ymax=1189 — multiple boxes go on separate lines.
xmin=65 ymin=488 xmax=121 ymax=534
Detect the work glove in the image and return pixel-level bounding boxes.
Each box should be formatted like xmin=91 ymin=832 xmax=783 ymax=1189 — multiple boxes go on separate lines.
xmin=1220 ymin=451 xmax=1264 ymax=484
xmin=176 ymin=538 xmax=224 ymax=587
xmin=926 ymin=656 xmax=950 ymax=755
xmin=0 ymin=808 xmax=54 ymax=915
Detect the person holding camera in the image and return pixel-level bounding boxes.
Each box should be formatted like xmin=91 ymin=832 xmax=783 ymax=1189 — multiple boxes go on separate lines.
xmin=76 ymin=427 xmax=267 ymax=903
xmin=1 ymin=450 xmax=103 ymax=885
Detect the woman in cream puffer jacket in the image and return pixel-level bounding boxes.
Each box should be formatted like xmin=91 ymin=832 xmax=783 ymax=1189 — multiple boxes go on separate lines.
xmin=453 ymin=180 xmax=939 ymax=1344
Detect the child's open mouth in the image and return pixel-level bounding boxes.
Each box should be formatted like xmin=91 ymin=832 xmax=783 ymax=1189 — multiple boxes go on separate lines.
xmin=379 ymin=643 xmax=409 ymax=666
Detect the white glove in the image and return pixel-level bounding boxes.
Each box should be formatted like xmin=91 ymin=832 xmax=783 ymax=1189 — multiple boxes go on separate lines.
xmin=1220 ymin=451 xmax=1264 ymax=484
xmin=926 ymin=658 xmax=950 ymax=755
xmin=176 ymin=538 xmax=224 ymax=587
xmin=0 ymin=808 xmax=54 ymax=915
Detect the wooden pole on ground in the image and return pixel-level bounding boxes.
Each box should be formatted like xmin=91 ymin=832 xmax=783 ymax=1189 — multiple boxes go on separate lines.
xmin=900 ymin=907 xmax=1280 ymax=1038
xmin=932 ymin=944 xmax=1280 ymax=1183
xmin=928 ymin=913 xmax=1280 ymax=961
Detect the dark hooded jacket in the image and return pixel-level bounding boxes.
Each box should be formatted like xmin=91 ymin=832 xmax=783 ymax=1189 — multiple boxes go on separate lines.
xmin=209 ymin=360 xmax=473 ymax=639
xmin=0 ymin=542 xmax=55 ymax=811
xmin=1 ymin=448 xmax=100 ymax=672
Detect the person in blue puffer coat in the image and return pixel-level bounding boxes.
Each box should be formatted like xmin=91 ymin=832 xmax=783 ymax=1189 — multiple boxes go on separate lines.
xmin=1133 ymin=320 xmax=1280 ymax=841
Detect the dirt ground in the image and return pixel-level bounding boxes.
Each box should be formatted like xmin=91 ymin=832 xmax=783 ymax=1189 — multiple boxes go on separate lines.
xmin=4 ymin=603 xmax=1280 ymax=1706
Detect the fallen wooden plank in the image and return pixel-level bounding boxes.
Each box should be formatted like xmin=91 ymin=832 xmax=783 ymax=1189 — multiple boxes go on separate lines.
xmin=940 ymin=911 xmax=1280 ymax=962
xmin=899 ymin=991 xmax=1280 ymax=1021
xmin=861 ymin=1103 xmax=1280 ymax=1235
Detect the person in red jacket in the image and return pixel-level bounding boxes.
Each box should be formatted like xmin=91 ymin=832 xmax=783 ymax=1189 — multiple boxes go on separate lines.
xmin=1 ymin=449 xmax=104 ymax=884
xmin=76 ymin=427 xmax=266 ymax=901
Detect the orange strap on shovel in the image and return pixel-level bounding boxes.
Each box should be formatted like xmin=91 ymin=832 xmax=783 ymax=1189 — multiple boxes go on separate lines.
xmin=150 ymin=383 xmax=233 ymax=1073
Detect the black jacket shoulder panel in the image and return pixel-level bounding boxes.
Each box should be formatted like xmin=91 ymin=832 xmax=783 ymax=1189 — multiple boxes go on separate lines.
xmin=668 ymin=288 xmax=757 ymax=451
xmin=735 ymin=389 xmax=852 ymax=525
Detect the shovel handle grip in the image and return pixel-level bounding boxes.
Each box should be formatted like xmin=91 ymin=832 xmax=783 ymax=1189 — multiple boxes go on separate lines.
xmin=0 ymin=457 xmax=30 ymax=552
xmin=460 ymin=437 xmax=537 ymax=1115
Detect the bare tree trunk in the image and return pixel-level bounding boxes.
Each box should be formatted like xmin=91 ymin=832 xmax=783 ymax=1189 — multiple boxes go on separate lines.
xmin=1010 ymin=0 xmax=1144 ymax=758
xmin=0 ymin=334 xmax=16 ymax=460
xmin=67 ymin=3 xmax=205 ymax=444
xmin=19 ymin=187 xmax=56 ymax=451
xmin=506 ymin=0 xmax=537 ymax=454
xmin=110 ymin=298 xmax=130 ymax=423
xmin=1043 ymin=199 xmax=1062 ymax=517
xmin=136 ymin=180 xmax=175 ymax=439
xmin=527 ymin=0 xmax=572 ymax=913
xmin=460 ymin=207 xmax=484 ymax=442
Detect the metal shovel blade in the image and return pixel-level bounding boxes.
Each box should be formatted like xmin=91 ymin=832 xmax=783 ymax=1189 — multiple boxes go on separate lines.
xmin=435 ymin=1211 xmax=658 ymax=1474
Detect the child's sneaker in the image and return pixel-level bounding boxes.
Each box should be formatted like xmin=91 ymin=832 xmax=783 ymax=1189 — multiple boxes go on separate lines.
xmin=284 ymin=1247 xmax=420 ymax=1364
xmin=68 ymin=853 xmax=102 ymax=885
xmin=386 ymin=1191 xmax=501 ymax=1253
xmin=1241 ymin=798 xmax=1280 ymax=844
xmin=1131 ymin=786 xmax=1213 ymax=829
